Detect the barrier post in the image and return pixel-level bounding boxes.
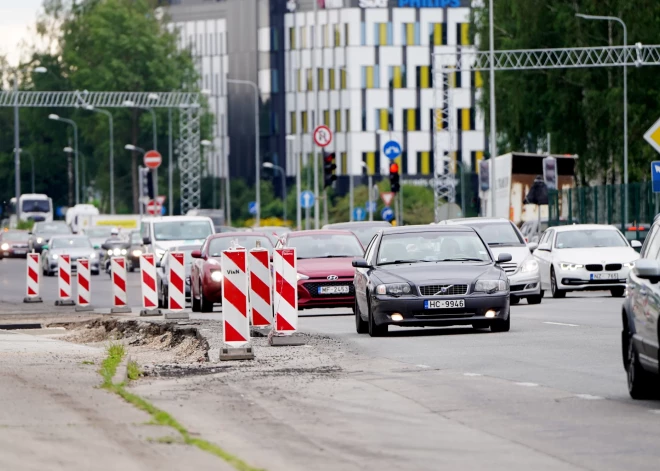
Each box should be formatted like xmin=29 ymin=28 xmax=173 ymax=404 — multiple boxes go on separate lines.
xmin=220 ymin=247 xmax=254 ymax=360
xmin=271 ymin=247 xmax=304 ymax=346
xmin=164 ymin=251 xmax=189 ymax=320
xmin=248 ymin=245 xmax=273 ymax=334
xmin=110 ymin=256 xmax=131 ymax=314
xmin=55 ymin=254 xmax=75 ymax=306
xmin=139 ymin=254 xmax=161 ymax=317
xmin=24 ymin=253 xmax=43 ymax=303
xmin=75 ymin=259 xmax=93 ymax=312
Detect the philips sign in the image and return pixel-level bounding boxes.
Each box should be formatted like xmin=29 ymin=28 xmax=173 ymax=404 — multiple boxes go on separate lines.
xmin=398 ymin=0 xmax=461 ymax=6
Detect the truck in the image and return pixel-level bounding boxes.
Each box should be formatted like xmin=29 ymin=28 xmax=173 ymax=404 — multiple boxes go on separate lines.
xmin=8 ymin=194 xmax=54 ymax=228
xmin=481 ymin=152 xmax=578 ymax=225
xmin=75 ymin=214 xmax=142 ymax=233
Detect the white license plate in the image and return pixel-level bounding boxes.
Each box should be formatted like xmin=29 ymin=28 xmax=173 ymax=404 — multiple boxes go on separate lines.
xmin=591 ymin=273 xmax=618 ymax=280
xmin=318 ymin=285 xmax=350 ymax=295
xmin=13 ymin=250 xmax=26 ymax=255
xmin=424 ymin=299 xmax=465 ymax=309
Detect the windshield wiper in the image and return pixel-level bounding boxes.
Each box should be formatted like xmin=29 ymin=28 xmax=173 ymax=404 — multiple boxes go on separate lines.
xmin=378 ymin=259 xmax=432 ymax=266
xmin=440 ymin=258 xmax=485 ymax=262
xmin=488 ymin=242 xmax=518 ymax=246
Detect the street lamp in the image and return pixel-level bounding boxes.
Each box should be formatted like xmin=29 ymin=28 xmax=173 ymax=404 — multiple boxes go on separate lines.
xmin=14 ymin=66 xmax=46 ymax=203
xmin=49 ymin=113 xmax=80 ymax=205
xmin=14 ymin=148 xmax=35 ymax=194
xmin=286 ymin=135 xmax=300 ymax=230
xmin=263 ymin=162 xmax=287 ymax=223
xmin=125 ymin=144 xmax=145 ymax=154
xmin=576 ymin=13 xmax=629 ymax=224
xmin=361 ymin=162 xmax=373 ymax=222
xmin=82 ymin=105 xmax=115 ymax=214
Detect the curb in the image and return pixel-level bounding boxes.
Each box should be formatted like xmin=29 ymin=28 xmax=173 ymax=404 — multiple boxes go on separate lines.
xmin=112 ymin=355 xmax=131 ymax=385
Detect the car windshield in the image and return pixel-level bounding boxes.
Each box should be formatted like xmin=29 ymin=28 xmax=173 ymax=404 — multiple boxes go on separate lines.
xmin=555 ymin=229 xmax=628 ymax=249
xmin=130 ymin=232 xmax=142 ymax=244
xmin=152 ymin=221 xmax=213 ymax=241
xmin=85 ymin=227 xmax=113 ymax=238
xmin=51 ymin=238 xmax=91 ymax=249
xmin=377 ymin=231 xmax=491 ymax=265
xmin=21 ymin=199 xmax=50 ymax=213
xmin=288 ymin=234 xmax=363 ymax=259
xmin=207 ymin=236 xmax=273 ymax=256
xmin=3 ymin=231 xmax=28 ymax=241
xmin=466 ymin=222 xmax=524 ymax=246
xmin=35 ymin=223 xmax=70 ymax=235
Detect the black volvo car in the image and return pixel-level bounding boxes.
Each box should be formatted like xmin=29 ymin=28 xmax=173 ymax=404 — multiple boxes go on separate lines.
xmin=353 ymin=225 xmax=512 ymax=337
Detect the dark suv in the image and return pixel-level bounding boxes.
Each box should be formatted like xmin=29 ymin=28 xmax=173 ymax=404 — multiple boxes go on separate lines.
xmin=622 ymin=220 xmax=660 ymax=399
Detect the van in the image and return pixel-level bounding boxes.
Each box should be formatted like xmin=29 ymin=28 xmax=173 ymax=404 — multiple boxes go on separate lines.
xmin=140 ymin=216 xmax=215 ymax=261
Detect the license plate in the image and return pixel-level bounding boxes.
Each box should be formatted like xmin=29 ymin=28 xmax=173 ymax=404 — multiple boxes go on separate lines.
xmin=13 ymin=250 xmax=26 ymax=255
xmin=590 ymin=273 xmax=618 ymax=280
xmin=318 ymin=285 xmax=350 ymax=295
xmin=424 ymin=299 xmax=465 ymax=309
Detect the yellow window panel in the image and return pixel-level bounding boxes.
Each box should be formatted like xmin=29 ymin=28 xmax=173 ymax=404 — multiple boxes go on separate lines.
xmin=302 ymin=111 xmax=308 ymax=133
xmin=341 ymin=152 xmax=347 ymax=174
xmin=434 ymin=24 xmax=443 ymax=46
xmin=297 ymin=70 xmax=302 ymax=91
xmin=346 ymin=110 xmax=351 ymax=131
xmin=393 ymin=66 xmax=402 ymax=88
xmin=366 ymin=66 xmax=374 ymax=89
xmin=380 ymin=109 xmax=388 ymax=130
xmin=329 ymin=69 xmax=336 ymax=90
xmin=335 ymin=110 xmax=342 ymax=132
xmin=407 ymin=109 xmax=416 ymax=131
xmin=301 ymin=26 xmax=307 ymax=49
xmin=420 ymin=152 xmax=430 ymax=175
xmin=318 ymin=68 xmax=324 ymax=90
xmin=394 ymin=156 xmax=402 ymax=173
xmin=323 ymin=25 xmax=329 ymax=47
xmin=307 ymin=69 xmax=313 ymax=91
xmin=324 ymin=110 xmax=330 ymax=126
xmin=289 ymin=27 xmax=296 ymax=49
xmin=420 ymin=66 xmax=429 ymax=88
xmin=460 ymin=23 xmax=470 ymax=46
xmin=461 ymin=109 xmax=471 ymax=131
xmin=344 ymin=23 xmax=350 ymax=46
xmin=341 ymin=69 xmax=347 ymax=89
xmin=475 ymin=70 xmax=483 ymax=88
xmin=476 ymin=151 xmax=484 ymax=170
xmin=379 ymin=23 xmax=387 ymax=46
xmin=334 ymin=25 xmax=341 ymax=47
xmin=366 ymin=152 xmax=376 ymax=175
xmin=290 ymin=112 xmax=297 ymax=134
xmin=406 ymin=23 xmax=414 ymax=46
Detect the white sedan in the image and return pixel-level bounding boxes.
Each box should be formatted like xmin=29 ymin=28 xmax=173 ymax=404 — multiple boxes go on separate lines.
xmin=534 ymin=224 xmax=640 ymax=298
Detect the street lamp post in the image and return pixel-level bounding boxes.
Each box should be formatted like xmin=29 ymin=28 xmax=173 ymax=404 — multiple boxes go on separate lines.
xmin=14 ymin=148 xmax=35 ymax=193
xmin=488 ymin=0 xmax=497 ymax=217
xmin=361 ymin=162 xmax=373 ymax=222
xmin=82 ymin=105 xmax=115 ymax=214
xmin=125 ymin=144 xmax=146 ymax=214
xmin=286 ymin=135 xmax=300 ymax=230
xmin=13 ymin=66 xmax=46 ymax=203
xmin=49 ymin=114 xmax=79 ymax=205
xmin=125 ymin=97 xmax=159 ymax=202
xmin=576 ymin=13 xmax=628 ymax=224
xmin=263 ymin=162 xmax=287 ymax=223
xmin=227 ymin=79 xmax=261 ymax=226
xmin=64 ymin=147 xmax=89 ymax=202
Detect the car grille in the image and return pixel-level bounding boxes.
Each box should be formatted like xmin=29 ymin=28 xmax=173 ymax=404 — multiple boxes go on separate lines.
xmin=11 ymin=244 xmax=28 ymax=249
xmin=500 ymin=262 xmax=518 ymax=275
xmin=586 ymin=264 xmax=603 ymax=272
xmin=606 ymin=263 xmax=622 ymax=271
xmin=418 ymin=284 xmax=469 ymax=296
xmin=303 ymin=281 xmax=355 ymax=298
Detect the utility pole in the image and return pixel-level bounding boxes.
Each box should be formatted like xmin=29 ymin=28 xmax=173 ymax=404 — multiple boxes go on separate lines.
xmin=488 ymin=0 xmax=497 ymax=217
xmin=312 ymin=0 xmax=320 ymax=229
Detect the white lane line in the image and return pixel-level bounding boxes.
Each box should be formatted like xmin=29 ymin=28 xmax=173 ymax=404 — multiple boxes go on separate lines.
xmin=543 ymin=321 xmax=580 ymax=327
xmin=416 ymin=364 xmax=430 ymax=369
xmin=463 ymin=373 xmax=482 ymax=377
xmin=575 ymin=394 xmax=604 ymax=400
xmin=515 ymin=382 xmax=539 ymax=387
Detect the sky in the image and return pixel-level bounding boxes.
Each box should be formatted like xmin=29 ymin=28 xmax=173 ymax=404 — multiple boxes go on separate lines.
xmin=0 ymin=0 xmax=43 ymax=66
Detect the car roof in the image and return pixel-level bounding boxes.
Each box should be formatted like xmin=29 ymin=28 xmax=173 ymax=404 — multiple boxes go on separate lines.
xmin=381 ymin=224 xmax=477 ymax=234
xmin=287 ymin=229 xmax=358 ymax=237
xmin=552 ymin=224 xmax=619 ymax=232
xmin=323 ymin=221 xmax=392 ymax=228
xmin=142 ymin=216 xmax=213 ymax=223
xmin=50 ymin=234 xmax=88 ymax=239
xmin=443 ymin=218 xmax=512 ymax=225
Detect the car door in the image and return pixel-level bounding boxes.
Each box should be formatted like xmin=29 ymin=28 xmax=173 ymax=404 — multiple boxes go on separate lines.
xmin=534 ymin=229 xmax=554 ymax=289
xmin=642 ymin=227 xmax=660 ymax=361
xmin=355 ymin=235 xmax=378 ymax=315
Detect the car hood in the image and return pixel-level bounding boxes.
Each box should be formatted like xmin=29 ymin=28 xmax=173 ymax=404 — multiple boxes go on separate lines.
xmin=374 ymin=262 xmax=501 ymax=285
xmin=297 ymin=257 xmax=356 ymax=278
xmin=89 ymin=237 xmax=107 ymax=247
xmin=489 ymin=246 xmax=532 ymax=264
xmin=49 ymin=247 xmax=96 ymax=257
xmin=553 ymin=247 xmax=639 ymax=264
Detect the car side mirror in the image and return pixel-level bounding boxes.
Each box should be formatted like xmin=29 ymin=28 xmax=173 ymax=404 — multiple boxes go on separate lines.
xmin=497 ymin=253 xmax=513 ymax=264
xmin=537 ymin=243 xmax=551 ymax=252
xmin=143 ymin=237 xmax=151 ymax=245
xmin=527 ymin=242 xmax=538 ymax=252
xmin=42 ymin=245 xmax=48 ymax=250
xmin=631 ymin=240 xmax=643 ymax=249
xmin=352 ymin=258 xmax=370 ymax=268
xmin=633 ymin=259 xmax=660 ymax=282
xmin=191 ymin=250 xmax=202 ymax=259
xmin=156 ymin=260 xmax=161 ymax=268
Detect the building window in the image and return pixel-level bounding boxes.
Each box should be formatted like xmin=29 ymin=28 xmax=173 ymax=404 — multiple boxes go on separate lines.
xmin=473 ymin=70 xmax=484 ymax=88
xmin=430 ymin=23 xmax=446 ymax=46
xmin=340 ymin=69 xmax=347 ymax=89
xmin=361 ymin=109 xmax=367 ymax=131
xmin=403 ymin=108 xmax=420 ymax=131
xmin=302 ymin=111 xmax=308 ymax=134
xmin=374 ymin=23 xmax=393 ymax=46
xmin=335 ymin=109 xmax=342 ymax=132
xmin=416 ymin=65 xmax=430 ymax=89
xmin=334 ymin=24 xmax=341 ymax=47
xmin=458 ymin=23 xmax=470 ymax=46
xmin=324 ymin=110 xmax=330 ymax=126
xmin=417 ymin=151 xmax=432 ymax=175
xmin=360 ymin=22 xmax=366 ymax=46
xmin=362 ymin=66 xmax=379 ymax=89
xmin=363 ymin=152 xmax=376 ymax=175
xmin=271 ymin=69 xmax=279 ymax=93
xmin=345 ymin=23 xmax=350 ymax=46
xmin=346 ymin=109 xmax=351 ymax=132
xmin=458 ymin=108 xmax=475 ymax=131
xmin=289 ymin=27 xmax=296 ymax=49
xmin=389 ymin=66 xmax=406 ymax=88
xmin=271 ymin=27 xmax=279 ymax=51
xmin=301 ymin=26 xmax=307 ymax=49
xmin=272 ymin=112 xmax=279 ymax=134
xmin=322 ymin=24 xmax=329 ymax=47
xmin=378 ymin=109 xmax=391 ymax=131
xmin=432 ymin=108 xmax=445 ymax=131
xmin=402 ymin=23 xmax=421 ymax=46
xmin=297 ymin=69 xmax=302 ymax=92
xmin=317 ymin=68 xmax=324 ymax=90
xmin=290 ymin=112 xmax=297 ymax=134
xmin=329 ymin=69 xmax=336 ymax=90
xmin=340 ymin=152 xmax=347 ymax=175
xmin=307 ymin=68 xmax=313 ymax=91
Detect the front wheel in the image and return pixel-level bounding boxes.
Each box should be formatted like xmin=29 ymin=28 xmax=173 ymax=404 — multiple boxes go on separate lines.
xmin=527 ymin=293 xmax=543 ymax=305
xmin=192 ymin=283 xmax=201 ymax=312
xmin=367 ymin=298 xmax=388 ymax=337
xmin=355 ymin=299 xmax=368 ymax=334
xmin=491 ymin=311 xmax=510 ymax=332
xmin=611 ymin=287 xmax=625 ymax=298
xmin=200 ymin=287 xmax=214 ymax=313
xmin=627 ymin=336 xmax=656 ymax=399
xmin=551 ymin=269 xmax=566 ymax=299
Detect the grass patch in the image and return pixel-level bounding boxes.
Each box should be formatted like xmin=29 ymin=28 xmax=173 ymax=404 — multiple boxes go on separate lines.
xmin=127 ymin=360 xmax=141 ymax=381
xmin=81 ymin=360 xmax=95 ymax=365
xmin=100 ymin=343 xmax=126 ymax=387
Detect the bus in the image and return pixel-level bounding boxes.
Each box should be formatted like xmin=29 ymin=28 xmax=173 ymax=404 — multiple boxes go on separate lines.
xmin=8 ymin=194 xmax=54 ymax=227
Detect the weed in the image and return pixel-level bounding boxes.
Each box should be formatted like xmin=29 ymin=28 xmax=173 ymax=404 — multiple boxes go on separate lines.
xmin=100 ymin=342 xmax=125 ymax=386
xmin=127 ymin=360 xmax=141 ymax=381
xmin=81 ymin=360 xmax=95 ymax=365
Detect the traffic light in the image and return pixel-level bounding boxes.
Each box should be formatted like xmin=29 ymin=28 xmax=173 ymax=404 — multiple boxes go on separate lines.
xmin=389 ymin=162 xmax=400 ymax=193
xmin=323 ymin=152 xmax=337 ymax=188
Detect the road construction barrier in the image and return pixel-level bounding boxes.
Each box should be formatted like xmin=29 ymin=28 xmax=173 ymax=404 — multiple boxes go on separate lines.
xmin=139 ymin=254 xmax=158 ymax=309
xmin=273 ymin=248 xmax=298 ymax=333
xmin=24 ymin=253 xmax=42 ymax=303
xmin=55 ymin=254 xmax=75 ymax=306
xmin=111 ymin=256 xmax=129 ymax=312
xmin=76 ymin=259 xmax=92 ymax=308
xmin=168 ymin=252 xmax=186 ymax=311
xmin=221 ymin=247 xmax=250 ymax=347
xmin=248 ymin=247 xmax=272 ymax=327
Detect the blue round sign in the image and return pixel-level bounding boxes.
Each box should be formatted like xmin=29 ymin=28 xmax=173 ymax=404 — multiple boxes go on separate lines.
xmin=383 ymin=140 xmax=402 ymax=160
xmin=300 ymin=190 xmax=315 ymax=209
xmin=381 ymin=207 xmax=394 ymax=222
xmin=248 ymin=201 xmax=258 ymax=215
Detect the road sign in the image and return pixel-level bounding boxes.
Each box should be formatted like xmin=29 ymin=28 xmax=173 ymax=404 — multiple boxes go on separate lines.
xmin=651 ymin=161 xmax=660 ymax=193
xmin=144 ymin=150 xmax=162 ymax=169
xmin=365 ymin=201 xmax=377 ymax=212
xmin=300 ymin=190 xmax=315 ymax=209
xmin=381 ymin=207 xmax=394 ymax=222
xmin=353 ymin=207 xmax=366 ymax=221
xmin=543 ymin=156 xmax=557 ymax=190
xmin=156 ymin=195 xmax=166 ymax=205
xmin=644 ymin=118 xmax=660 ymax=155
xmin=383 ymin=140 xmax=402 ymax=160
xmin=381 ymin=192 xmax=395 ymax=206
xmin=248 ymin=201 xmax=258 ymax=215
xmin=146 ymin=200 xmax=162 ymax=215
xmin=479 ymin=160 xmax=490 ymax=192
xmin=313 ymin=125 xmax=333 ymax=148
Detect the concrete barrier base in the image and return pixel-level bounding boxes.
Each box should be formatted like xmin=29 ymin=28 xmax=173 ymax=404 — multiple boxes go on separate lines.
xmin=54 ymin=299 xmax=76 ymax=307
xmin=140 ymin=308 xmax=162 ymax=317
xmin=110 ymin=306 xmax=132 ymax=314
xmin=219 ymin=347 xmax=255 ymax=361
xmin=23 ymin=296 xmax=43 ymax=304
xmin=163 ymin=311 xmax=189 ymax=320
xmin=269 ymin=333 xmax=306 ymax=347
xmin=75 ymin=305 xmax=94 ymax=312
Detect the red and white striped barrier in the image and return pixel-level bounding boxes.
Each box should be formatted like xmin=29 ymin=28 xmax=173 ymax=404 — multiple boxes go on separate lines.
xmin=139 ymin=254 xmax=159 ymax=313
xmin=75 ymin=259 xmax=92 ymax=311
xmin=168 ymin=252 xmax=186 ymax=311
xmin=111 ymin=256 xmax=130 ymax=313
xmin=23 ymin=253 xmax=43 ymax=303
xmin=55 ymin=254 xmax=75 ymax=306
xmin=221 ymin=248 xmax=250 ymax=347
xmin=273 ymin=248 xmax=298 ymax=333
xmin=248 ymin=247 xmax=272 ymax=328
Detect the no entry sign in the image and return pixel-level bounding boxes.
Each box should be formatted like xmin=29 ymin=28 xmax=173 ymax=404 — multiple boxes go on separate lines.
xmin=144 ymin=150 xmax=162 ymax=169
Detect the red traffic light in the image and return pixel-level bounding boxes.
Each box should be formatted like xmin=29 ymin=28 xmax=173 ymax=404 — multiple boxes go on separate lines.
xmin=389 ymin=163 xmax=399 ymax=174
xmin=324 ymin=153 xmax=335 ymax=163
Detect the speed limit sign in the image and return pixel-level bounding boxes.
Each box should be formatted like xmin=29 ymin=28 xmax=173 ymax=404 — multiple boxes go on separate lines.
xmin=313 ymin=125 xmax=333 ymax=148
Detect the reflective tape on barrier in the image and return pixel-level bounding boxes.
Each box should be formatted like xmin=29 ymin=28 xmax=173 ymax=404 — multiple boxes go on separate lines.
xmin=168 ymin=252 xmax=186 ymax=311
xmin=76 ymin=259 xmax=91 ymax=306
xmin=111 ymin=257 xmax=128 ymax=307
xmin=221 ymin=248 xmax=250 ymax=347
xmin=273 ymin=248 xmax=298 ymax=333
xmin=248 ymin=247 xmax=272 ymax=327
xmin=140 ymin=254 xmax=158 ymax=309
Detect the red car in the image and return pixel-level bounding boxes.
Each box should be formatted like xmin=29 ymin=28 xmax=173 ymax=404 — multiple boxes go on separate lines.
xmin=190 ymin=232 xmax=274 ymax=312
xmin=0 ymin=230 xmax=30 ymax=259
xmin=276 ymin=230 xmax=364 ymax=310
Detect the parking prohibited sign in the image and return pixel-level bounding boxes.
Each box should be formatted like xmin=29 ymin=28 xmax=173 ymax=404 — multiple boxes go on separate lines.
xmin=313 ymin=125 xmax=332 ymax=148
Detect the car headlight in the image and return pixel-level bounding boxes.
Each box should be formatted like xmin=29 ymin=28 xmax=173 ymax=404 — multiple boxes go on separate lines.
xmin=1 ymin=243 xmax=8 ymax=250
xmin=107 ymin=249 xmax=115 ymax=256
xmin=36 ymin=237 xmax=43 ymax=244
xmin=623 ymin=261 xmax=635 ymax=268
xmin=120 ymin=249 xmax=127 ymax=255
xmin=89 ymin=253 xmax=96 ymax=259
xmin=210 ymin=270 xmax=223 ymax=282
xmin=520 ymin=257 xmax=539 ymax=273
xmin=376 ymin=283 xmax=412 ymax=296
xmin=474 ymin=279 xmax=508 ymax=294
xmin=297 ymin=273 xmax=309 ymax=280
xmin=51 ymin=253 xmax=59 ymax=260
xmin=559 ymin=262 xmax=584 ymax=271
xmin=132 ymin=249 xmax=143 ymax=257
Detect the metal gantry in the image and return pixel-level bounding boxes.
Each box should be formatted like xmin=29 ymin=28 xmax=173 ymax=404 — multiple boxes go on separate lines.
xmin=432 ymin=44 xmax=660 ymax=218
xmin=0 ymin=91 xmax=202 ymax=213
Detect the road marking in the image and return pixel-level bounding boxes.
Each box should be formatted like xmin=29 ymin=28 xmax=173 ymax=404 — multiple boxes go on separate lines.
xmin=463 ymin=373 xmax=482 ymax=377
xmin=543 ymin=321 xmax=580 ymax=327
xmin=416 ymin=364 xmax=430 ymax=369
xmin=515 ymin=382 xmax=539 ymax=387
xmin=575 ymin=394 xmax=604 ymax=400
xmin=649 ymin=410 xmax=660 ymax=415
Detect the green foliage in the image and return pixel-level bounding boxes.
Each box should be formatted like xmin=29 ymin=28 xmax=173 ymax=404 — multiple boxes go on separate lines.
xmin=99 ymin=342 xmax=125 ymax=387
xmin=126 ymin=360 xmax=141 ymax=381
xmin=16 ymin=220 xmax=34 ymax=230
